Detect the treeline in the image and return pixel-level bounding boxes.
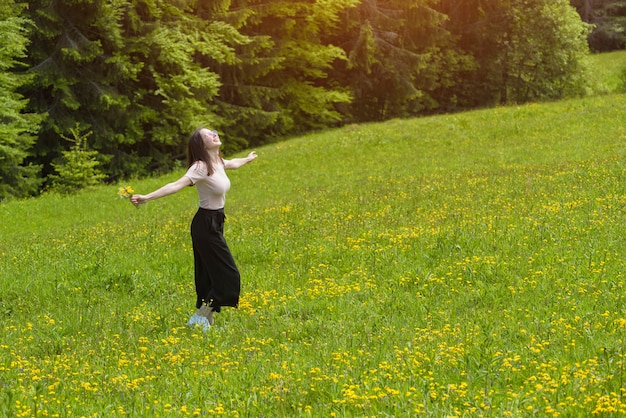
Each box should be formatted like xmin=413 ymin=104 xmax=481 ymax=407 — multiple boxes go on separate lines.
xmin=0 ymin=0 xmax=602 ymax=199
xmin=571 ymin=0 xmax=626 ymax=51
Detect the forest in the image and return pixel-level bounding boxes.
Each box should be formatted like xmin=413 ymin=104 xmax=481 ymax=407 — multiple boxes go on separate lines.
xmin=1 ymin=0 xmax=625 ymax=199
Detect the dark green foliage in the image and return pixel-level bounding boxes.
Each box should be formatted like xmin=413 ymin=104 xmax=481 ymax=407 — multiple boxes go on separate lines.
xmin=23 ymin=0 xmax=244 ymax=180
xmin=329 ymin=0 xmax=471 ymax=121
xmin=3 ymin=0 xmax=596 ymax=196
xmin=441 ymin=0 xmax=591 ymax=105
xmin=213 ymin=0 xmax=354 ymax=148
xmin=571 ymin=0 xmax=626 ymax=51
xmin=0 ymin=1 xmax=43 ymax=200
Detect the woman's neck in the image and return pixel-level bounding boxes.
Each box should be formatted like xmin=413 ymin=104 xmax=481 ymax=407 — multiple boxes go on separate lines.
xmin=207 ymin=149 xmax=220 ymax=163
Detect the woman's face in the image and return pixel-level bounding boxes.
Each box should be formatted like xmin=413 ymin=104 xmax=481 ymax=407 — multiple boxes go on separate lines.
xmin=202 ymin=129 xmax=221 ymax=150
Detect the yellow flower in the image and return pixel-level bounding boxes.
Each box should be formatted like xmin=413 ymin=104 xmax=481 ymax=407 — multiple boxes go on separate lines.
xmin=117 ymin=185 xmax=134 ymax=199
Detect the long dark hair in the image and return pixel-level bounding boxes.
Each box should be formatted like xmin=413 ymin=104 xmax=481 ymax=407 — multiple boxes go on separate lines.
xmin=187 ymin=128 xmax=222 ymax=176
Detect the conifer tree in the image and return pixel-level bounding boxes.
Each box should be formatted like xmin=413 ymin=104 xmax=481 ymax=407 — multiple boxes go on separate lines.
xmin=571 ymin=0 xmax=626 ymax=51
xmin=23 ymin=0 xmax=247 ymax=180
xmin=49 ymin=124 xmax=105 ymax=194
xmin=213 ymin=0 xmax=355 ymax=148
xmin=0 ymin=1 xmax=43 ymax=200
xmin=328 ymin=0 xmax=470 ymax=121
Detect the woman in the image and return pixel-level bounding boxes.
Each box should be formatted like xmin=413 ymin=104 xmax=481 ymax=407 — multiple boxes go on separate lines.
xmin=131 ymin=128 xmax=257 ymax=330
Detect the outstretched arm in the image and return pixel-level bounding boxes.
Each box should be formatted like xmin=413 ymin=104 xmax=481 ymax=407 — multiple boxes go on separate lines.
xmin=130 ymin=176 xmax=192 ymax=206
xmin=224 ymin=152 xmax=258 ymax=170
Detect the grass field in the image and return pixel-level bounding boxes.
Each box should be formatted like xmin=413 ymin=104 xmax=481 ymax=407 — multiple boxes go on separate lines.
xmin=1 ymin=69 xmax=626 ymax=415
xmin=588 ymin=50 xmax=626 ymax=94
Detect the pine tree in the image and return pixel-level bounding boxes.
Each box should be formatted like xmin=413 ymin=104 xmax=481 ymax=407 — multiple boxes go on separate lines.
xmin=49 ymin=124 xmax=105 ymax=194
xmin=571 ymin=0 xmax=626 ymax=51
xmin=213 ymin=0 xmax=355 ymax=148
xmin=0 ymin=1 xmax=43 ymax=200
xmin=329 ymin=0 xmax=467 ymax=121
xmin=23 ymin=0 xmax=247 ymax=180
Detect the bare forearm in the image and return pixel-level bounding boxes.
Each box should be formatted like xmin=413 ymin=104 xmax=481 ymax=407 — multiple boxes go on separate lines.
xmin=225 ymin=152 xmax=258 ymax=169
xmin=144 ymin=182 xmax=182 ymax=201
xmin=227 ymin=158 xmax=250 ymax=169
xmin=131 ymin=176 xmax=191 ymax=206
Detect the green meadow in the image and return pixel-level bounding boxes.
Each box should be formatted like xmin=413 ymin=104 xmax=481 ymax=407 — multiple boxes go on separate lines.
xmin=588 ymin=50 xmax=626 ymax=94
xmin=2 ymin=67 xmax=626 ymax=415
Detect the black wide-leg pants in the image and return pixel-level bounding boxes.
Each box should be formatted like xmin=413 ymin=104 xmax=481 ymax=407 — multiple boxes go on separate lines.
xmin=190 ymin=207 xmax=240 ymax=312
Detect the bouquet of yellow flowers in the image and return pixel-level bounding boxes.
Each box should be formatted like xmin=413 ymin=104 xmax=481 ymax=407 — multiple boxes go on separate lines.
xmin=117 ymin=185 xmax=134 ymax=199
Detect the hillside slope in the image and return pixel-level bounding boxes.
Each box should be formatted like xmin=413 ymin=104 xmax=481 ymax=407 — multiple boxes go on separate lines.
xmin=0 ymin=93 xmax=625 ymax=416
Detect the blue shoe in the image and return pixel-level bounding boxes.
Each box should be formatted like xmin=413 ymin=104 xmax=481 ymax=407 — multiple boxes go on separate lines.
xmin=187 ymin=313 xmax=211 ymax=332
